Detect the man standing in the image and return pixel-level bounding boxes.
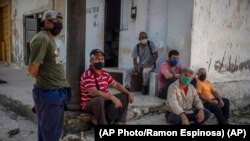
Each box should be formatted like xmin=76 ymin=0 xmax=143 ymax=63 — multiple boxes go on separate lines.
xmin=80 ymin=49 xmax=134 ymax=125
xmin=28 ymin=10 xmax=71 ymax=141
xmin=197 ymin=68 xmax=230 ymax=125
xmin=165 ymin=68 xmax=210 ymax=125
xmin=124 ymin=31 xmax=158 ymax=95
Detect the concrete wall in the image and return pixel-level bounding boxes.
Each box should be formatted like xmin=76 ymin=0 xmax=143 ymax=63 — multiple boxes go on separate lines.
xmin=167 ymin=0 xmax=193 ymax=68
xmin=85 ymin=0 xmax=105 ymax=69
xmin=191 ymin=0 xmax=250 ymax=108
xmin=11 ymin=0 xmax=66 ymax=68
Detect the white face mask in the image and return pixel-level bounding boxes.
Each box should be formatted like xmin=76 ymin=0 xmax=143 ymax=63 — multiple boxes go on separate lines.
xmin=140 ymin=39 xmax=148 ymax=44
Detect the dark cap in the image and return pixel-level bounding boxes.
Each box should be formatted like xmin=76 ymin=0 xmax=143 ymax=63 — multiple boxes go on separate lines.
xmin=90 ymin=49 xmax=105 ymax=56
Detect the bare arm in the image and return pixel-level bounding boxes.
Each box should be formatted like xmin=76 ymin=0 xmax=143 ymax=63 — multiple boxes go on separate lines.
xmin=88 ymin=88 xmax=113 ymax=100
xmin=111 ymin=81 xmax=134 ymax=103
xmin=28 ymin=63 xmax=40 ymax=78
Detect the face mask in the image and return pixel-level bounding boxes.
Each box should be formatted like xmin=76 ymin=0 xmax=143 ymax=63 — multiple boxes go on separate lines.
xmin=170 ymin=59 xmax=179 ymax=66
xmin=199 ymin=74 xmax=206 ymax=81
xmin=93 ymin=62 xmax=104 ymax=70
xmin=140 ymin=39 xmax=148 ymax=44
xmin=50 ymin=23 xmax=63 ymax=36
xmin=180 ymin=76 xmax=193 ymax=85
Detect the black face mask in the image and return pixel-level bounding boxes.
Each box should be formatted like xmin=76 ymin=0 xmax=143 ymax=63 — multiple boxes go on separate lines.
xmin=50 ymin=23 xmax=63 ymax=36
xmin=93 ymin=62 xmax=104 ymax=70
xmin=199 ymin=74 xmax=207 ymax=81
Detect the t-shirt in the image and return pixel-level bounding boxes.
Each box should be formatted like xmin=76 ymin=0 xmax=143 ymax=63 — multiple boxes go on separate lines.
xmin=196 ymin=79 xmax=215 ymax=101
xmin=29 ymin=30 xmax=69 ymax=89
xmin=80 ymin=66 xmax=115 ymax=110
xmin=131 ymin=41 xmax=157 ymax=67
xmin=158 ymin=61 xmax=182 ymax=91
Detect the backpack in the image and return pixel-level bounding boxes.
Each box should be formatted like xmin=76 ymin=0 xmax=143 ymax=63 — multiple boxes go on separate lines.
xmin=137 ymin=40 xmax=156 ymax=69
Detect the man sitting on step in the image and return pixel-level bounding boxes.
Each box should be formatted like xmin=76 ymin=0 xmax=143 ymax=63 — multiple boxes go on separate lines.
xmin=80 ymin=49 xmax=134 ymax=125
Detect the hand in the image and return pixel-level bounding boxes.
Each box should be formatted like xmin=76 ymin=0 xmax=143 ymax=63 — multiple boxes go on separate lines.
xmin=210 ymin=99 xmax=218 ymax=104
xmin=196 ymin=109 xmax=205 ymax=123
xmin=127 ymin=93 xmax=134 ymax=103
xmin=180 ymin=113 xmax=190 ymax=125
xmin=218 ymin=99 xmax=224 ymax=108
xmin=111 ymin=96 xmax=122 ymax=108
xmin=135 ymin=66 xmax=141 ymax=74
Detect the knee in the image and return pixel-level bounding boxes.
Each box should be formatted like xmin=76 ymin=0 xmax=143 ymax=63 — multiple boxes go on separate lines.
xmin=116 ymin=94 xmax=129 ymax=104
xmin=223 ymin=98 xmax=230 ymax=105
xmin=93 ymin=97 xmax=105 ymax=108
xmin=203 ymin=109 xmax=211 ymax=120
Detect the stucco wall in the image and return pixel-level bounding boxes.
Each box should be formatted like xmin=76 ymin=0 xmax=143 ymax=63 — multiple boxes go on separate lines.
xmin=191 ymin=0 xmax=250 ymax=107
xmin=85 ymin=0 xmax=105 ymax=69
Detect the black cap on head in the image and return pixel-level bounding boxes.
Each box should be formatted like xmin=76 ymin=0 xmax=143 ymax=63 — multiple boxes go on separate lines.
xmin=90 ymin=49 xmax=105 ymax=56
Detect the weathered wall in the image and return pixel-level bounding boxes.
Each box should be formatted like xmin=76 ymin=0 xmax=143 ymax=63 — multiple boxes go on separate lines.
xmin=11 ymin=0 xmax=66 ymax=68
xmin=167 ymin=0 xmax=193 ymax=68
xmin=191 ymin=0 xmax=250 ymax=107
xmin=85 ymin=0 xmax=105 ymax=69
xmin=11 ymin=0 xmax=52 ymax=68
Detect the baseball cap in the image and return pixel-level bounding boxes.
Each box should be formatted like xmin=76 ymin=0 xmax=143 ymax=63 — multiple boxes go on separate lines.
xmin=41 ymin=10 xmax=63 ymax=22
xmin=90 ymin=49 xmax=105 ymax=56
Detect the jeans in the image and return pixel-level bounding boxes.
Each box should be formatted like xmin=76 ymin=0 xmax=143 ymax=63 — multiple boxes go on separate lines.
xmin=33 ymin=85 xmax=71 ymax=141
xmin=203 ymin=98 xmax=230 ymax=125
xmin=166 ymin=108 xmax=211 ymax=125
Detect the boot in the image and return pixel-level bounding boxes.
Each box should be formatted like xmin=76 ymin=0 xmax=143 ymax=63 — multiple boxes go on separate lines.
xmin=142 ymin=85 xmax=148 ymax=95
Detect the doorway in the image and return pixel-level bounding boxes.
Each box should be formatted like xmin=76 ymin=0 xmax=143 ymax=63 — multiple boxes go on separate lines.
xmin=104 ymin=0 xmax=121 ymax=67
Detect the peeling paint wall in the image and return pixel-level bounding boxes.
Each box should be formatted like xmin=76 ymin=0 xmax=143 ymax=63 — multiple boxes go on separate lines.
xmin=11 ymin=0 xmax=66 ymax=68
xmin=191 ymin=0 xmax=250 ymax=82
xmin=191 ymin=0 xmax=250 ymax=107
xmin=11 ymin=0 xmax=52 ymax=68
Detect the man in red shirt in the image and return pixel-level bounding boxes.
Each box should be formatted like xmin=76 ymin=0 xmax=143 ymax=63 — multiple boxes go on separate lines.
xmin=80 ymin=49 xmax=134 ymax=124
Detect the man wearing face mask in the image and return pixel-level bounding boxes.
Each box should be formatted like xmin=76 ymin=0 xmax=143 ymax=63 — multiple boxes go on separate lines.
xmin=80 ymin=49 xmax=134 ymax=125
xmin=28 ymin=10 xmax=71 ymax=141
xmin=158 ymin=50 xmax=182 ymax=99
xmin=165 ymin=68 xmax=211 ymax=125
xmin=124 ymin=31 xmax=158 ymax=95
xmin=197 ymin=68 xmax=230 ymax=125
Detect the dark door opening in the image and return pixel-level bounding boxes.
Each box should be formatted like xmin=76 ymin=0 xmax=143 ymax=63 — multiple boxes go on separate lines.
xmin=104 ymin=0 xmax=121 ymax=67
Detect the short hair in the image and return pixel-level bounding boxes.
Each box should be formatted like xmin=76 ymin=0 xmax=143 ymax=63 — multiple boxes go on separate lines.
xmin=182 ymin=67 xmax=194 ymax=74
xmin=168 ymin=50 xmax=179 ymax=58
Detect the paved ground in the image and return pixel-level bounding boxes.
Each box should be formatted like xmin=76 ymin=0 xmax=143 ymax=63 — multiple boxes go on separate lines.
xmin=0 ymin=104 xmax=37 ymax=141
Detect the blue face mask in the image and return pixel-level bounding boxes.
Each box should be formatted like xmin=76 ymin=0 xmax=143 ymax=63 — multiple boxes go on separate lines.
xmin=180 ymin=76 xmax=193 ymax=85
xmin=170 ymin=59 xmax=179 ymax=66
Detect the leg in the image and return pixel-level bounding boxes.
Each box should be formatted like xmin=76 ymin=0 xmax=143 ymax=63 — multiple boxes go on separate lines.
xmin=221 ymin=98 xmax=230 ymax=122
xmin=186 ymin=109 xmax=210 ymax=125
xmin=124 ymin=68 xmax=134 ymax=89
xmin=32 ymin=89 xmax=43 ymax=141
xmin=165 ymin=112 xmax=182 ymax=125
xmin=204 ymin=102 xmax=227 ymax=124
xmin=84 ymin=97 xmax=108 ymax=124
xmin=142 ymin=67 xmax=153 ymax=86
xmin=142 ymin=66 xmax=154 ymax=94
xmin=40 ymin=104 xmax=64 ymax=141
xmin=113 ymin=93 xmax=129 ymax=122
